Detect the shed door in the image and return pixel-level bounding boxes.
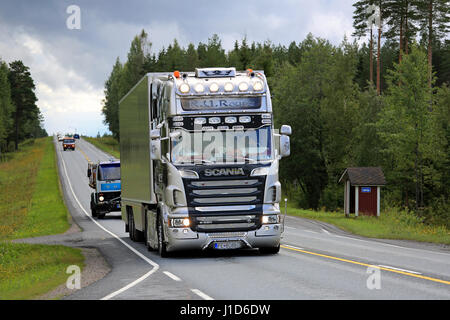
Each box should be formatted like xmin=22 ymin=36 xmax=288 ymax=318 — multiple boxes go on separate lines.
xmin=358 ymin=186 xmax=377 ymax=216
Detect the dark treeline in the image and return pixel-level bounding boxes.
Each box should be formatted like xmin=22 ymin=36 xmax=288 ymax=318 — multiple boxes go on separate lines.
xmin=0 ymin=59 xmax=47 ymax=155
xmin=102 ymin=1 xmax=449 ymax=227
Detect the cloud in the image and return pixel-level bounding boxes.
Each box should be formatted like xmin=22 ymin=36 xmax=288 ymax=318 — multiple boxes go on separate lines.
xmin=0 ymin=0 xmax=359 ymax=137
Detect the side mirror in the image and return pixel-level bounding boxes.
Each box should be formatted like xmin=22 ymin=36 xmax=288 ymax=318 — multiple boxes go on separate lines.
xmin=280 ymin=135 xmax=290 ymax=158
xmin=87 ymin=168 xmax=91 ymax=177
xmin=151 ymin=139 xmax=161 ymax=160
xmin=150 ymin=129 xmax=161 ymax=139
xmin=280 ymin=125 xmax=292 ymax=136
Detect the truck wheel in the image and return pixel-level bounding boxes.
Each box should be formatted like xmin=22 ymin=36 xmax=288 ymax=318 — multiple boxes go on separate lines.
xmin=157 ymin=215 xmax=169 ymax=257
xmin=98 ymin=213 xmax=105 ymax=219
xmin=259 ymin=244 xmax=280 ymax=255
xmin=129 ymin=211 xmax=144 ymax=242
xmin=129 ymin=211 xmax=136 ymax=241
xmin=90 ymin=194 xmax=97 ymax=218
xmin=144 ymin=210 xmax=153 ymax=251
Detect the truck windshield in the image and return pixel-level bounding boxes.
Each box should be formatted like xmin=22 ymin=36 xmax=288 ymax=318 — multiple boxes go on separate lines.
xmin=98 ymin=163 xmax=120 ymax=181
xmin=63 ymin=139 xmax=75 ymax=143
xmin=171 ymin=126 xmax=272 ymax=164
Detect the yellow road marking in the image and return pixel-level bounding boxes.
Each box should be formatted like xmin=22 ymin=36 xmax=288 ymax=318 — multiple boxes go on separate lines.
xmin=280 ymin=245 xmax=450 ymax=286
xmin=77 ymin=145 xmax=91 ymax=163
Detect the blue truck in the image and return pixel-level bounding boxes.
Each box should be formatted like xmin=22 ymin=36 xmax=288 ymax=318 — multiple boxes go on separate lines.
xmin=87 ymin=160 xmax=121 ymax=219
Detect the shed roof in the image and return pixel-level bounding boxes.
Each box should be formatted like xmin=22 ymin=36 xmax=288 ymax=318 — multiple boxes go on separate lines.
xmin=339 ymin=167 xmax=386 ymax=186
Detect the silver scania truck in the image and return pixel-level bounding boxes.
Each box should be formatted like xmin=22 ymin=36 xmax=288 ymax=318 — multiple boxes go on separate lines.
xmin=119 ymin=67 xmax=291 ymax=257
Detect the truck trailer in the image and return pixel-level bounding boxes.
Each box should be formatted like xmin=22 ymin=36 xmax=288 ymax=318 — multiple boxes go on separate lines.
xmin=119 ymin=67 xmax=291 ymax=257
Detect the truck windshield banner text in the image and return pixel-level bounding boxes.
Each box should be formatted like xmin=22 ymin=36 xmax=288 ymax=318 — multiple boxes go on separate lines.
xmin=180 ymin=97 xmax=261 ymax=110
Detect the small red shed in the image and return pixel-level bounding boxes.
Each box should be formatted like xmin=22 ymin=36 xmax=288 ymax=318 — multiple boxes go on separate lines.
xmin=339 ymin=167 xmax=386 ymax=217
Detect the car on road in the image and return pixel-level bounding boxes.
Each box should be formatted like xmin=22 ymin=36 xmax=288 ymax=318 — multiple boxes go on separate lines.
xmin=74 ymin=133 xmax=80 ymax=139
xmin=88 ymin=160 xmax=121 ymax=219
xmin=62 ymin=138 xmax=76 ymax=151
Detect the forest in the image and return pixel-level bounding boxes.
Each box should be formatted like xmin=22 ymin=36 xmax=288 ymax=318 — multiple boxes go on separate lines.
xmin=101 ymin=0 xmax=450 ymax=227
xmin=0 ymin=60 xmax=47 ymax=156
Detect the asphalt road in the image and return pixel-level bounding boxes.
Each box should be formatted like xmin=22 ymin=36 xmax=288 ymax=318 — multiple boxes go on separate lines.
xmin=55 ymin=137 xmax=450 ymax=300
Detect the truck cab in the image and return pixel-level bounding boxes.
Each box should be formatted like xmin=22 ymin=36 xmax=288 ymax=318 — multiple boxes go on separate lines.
xmin=62 ymin=138 xmax=75 ymax=151
xmin=119 ymin=67 xmax=291 ymax=256
xmin=88 ymin=160 xmax=121 ymax=219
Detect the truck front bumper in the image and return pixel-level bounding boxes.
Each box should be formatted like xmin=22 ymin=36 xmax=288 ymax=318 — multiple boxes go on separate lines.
xmin=95 ymin=200 xmax=121 ymax=213
xmin=165 ymin=223 xmax=282 ymax=252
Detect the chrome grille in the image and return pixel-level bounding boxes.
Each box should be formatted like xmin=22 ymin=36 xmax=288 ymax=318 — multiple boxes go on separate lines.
xmin=182 ymin=167 xmax=267 ymax=232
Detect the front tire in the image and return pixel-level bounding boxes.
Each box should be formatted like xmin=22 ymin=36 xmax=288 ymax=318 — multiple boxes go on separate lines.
xmin=129 ymin=210 xmax=144 ymax=242
xmin=90 ymin=194 xmax=98 ymax=218
xmin=157 ymin=215 xmax=169 ymax=257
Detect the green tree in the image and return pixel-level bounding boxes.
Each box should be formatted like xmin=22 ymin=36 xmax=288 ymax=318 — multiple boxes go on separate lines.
xmin=119 ymin=30 xmax=151 ymax=98
xmin=0 ymin=60 xmax=14 ymax=153
xmin=8 ymin=60 xmax=38 ymax=150
xmin=377 ymin=45 xmax=434 ymax=210
xmin=102 ymin=57 xmax=123 ymax=140
xmin=415 ymin=0 xmax=450 ymax=87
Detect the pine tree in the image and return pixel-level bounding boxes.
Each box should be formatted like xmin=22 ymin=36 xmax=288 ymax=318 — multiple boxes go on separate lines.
xmin=0 ymin=60 xmax=14 ymax=153
xmin=414 ymin=0 xmax=450 ymax=88
xmin=8 ymin=60 xmax=38 ymax=150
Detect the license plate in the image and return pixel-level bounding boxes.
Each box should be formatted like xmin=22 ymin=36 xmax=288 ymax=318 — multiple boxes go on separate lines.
xmin=213 ymin=241 xmax=243 ymax=250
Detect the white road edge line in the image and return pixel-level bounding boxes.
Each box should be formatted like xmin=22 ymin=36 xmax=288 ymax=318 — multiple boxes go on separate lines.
xmin=191 ymin=289 xmax=214 ymax=300
xmin=378 ymin=265 xmax=422 ymax=275
xmin=163 ymin=271 xmax=182 ymax=281
xmin=322 ymin=228 xmax=330 ymax=234
xmin=281 ymin=244 xmax=304 ymax=250
xmin=58 ymin=143 xmax=160 ymax=300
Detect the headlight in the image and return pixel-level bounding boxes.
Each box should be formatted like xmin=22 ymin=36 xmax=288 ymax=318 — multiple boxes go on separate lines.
xmin=225 ymin=116 xmax=237 ymax=124
xmin=179 ymin=83 xmax=190 ymax=93
xmin=194 ymin=83 xmax=205 ymax=93
xmin=170 ymin=218 xmax=190 ymax=228
xmin=224 ymin=82 xmax=234 ymax=92
xmin=178 ymin=170 xmax=199 ymax=179
xmin=239 ymin=116 xmax=251 ymax=123
xmin=209 ymin=83 xmax=219 ymax=93
xmin=253 ymin=81 xmax=264 ymax=91
xmin=250 ymin=167 xmax=269 ymax=176
xmin=238 ymin=82 xmax=249 ymax=91
xmin=99 ymin=196 xmax=104 ymax=202
xmin=194 ymin=117 xmax=207 ymax=125
xmin=262 ymin=215 xmax=279 ymax=224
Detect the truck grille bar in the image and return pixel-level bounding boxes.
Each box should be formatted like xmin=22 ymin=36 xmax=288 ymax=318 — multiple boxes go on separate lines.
xmin=182 ymin=170 xmax=266 ymax=232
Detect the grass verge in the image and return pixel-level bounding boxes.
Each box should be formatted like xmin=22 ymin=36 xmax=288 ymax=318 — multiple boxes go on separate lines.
xmin=0 ymin=243 xmax=84 ymax=300
xmin=0 ymin=137 xmax=84 ymax=299
xmin=83 ymin=136 xmax=120 ymax=159
xmin=288 ymin=205 xmax=450 ymax=245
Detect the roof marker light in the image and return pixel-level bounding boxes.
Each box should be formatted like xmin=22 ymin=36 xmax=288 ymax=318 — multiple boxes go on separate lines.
xmin=174 ymin=70 xmax=180 ymax=78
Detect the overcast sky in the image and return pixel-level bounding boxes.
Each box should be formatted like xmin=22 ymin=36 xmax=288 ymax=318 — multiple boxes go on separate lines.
xmin=0 ymin=0 xmax=357 ymax=136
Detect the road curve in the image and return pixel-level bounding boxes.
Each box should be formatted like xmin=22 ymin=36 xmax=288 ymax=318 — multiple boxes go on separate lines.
xmin=55 ymin=137 xmax=450 ymax=300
